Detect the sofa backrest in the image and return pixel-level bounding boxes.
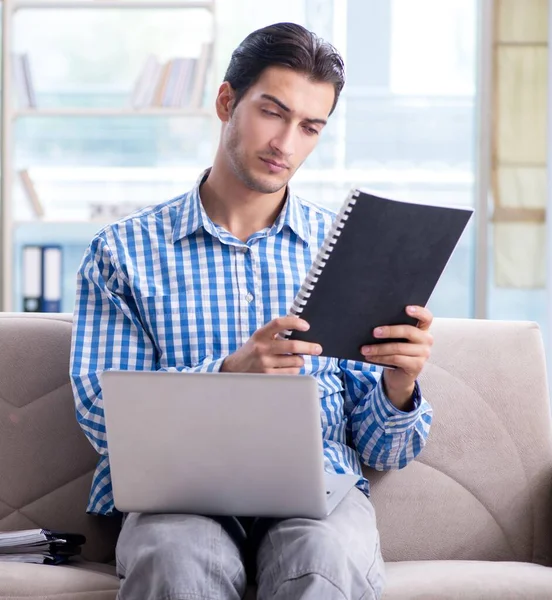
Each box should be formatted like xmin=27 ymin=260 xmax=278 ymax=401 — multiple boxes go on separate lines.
xmin=1 ymin=314 xmax=551 ymax=566
xmin=366 ymin=318 xmax=552 ymax=566
xmin=0 ymin=313 xmax=120 ymax=563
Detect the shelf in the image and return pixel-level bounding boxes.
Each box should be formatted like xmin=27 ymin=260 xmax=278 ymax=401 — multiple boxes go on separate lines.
xmin=19 ymin=166 xmax=474 ymax=186
xmin=14 ymin=107 xmax=213 ymax=118
xmin=15 ymin=219 xmax=108 ymax=227
xmin=15 ymin=219 xmax=109 ymax=226
xmin=13 ymin=1 xmax=214 ymax=11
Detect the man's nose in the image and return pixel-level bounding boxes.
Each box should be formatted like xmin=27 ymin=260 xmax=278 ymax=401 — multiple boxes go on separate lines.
xmin=271 ymin=126 xmax=295 ymax=158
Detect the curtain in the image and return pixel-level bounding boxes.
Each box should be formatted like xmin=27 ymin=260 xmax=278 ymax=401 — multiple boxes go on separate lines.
xmin=492 ymin=0 xmax=548 ymax=287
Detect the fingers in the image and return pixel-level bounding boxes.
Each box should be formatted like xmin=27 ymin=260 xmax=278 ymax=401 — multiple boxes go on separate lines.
xmin=361 ymin=341 xmax=429 ymax=360
xmin=266 ymin=367 xmax=303 ymax=375
xmin=372 ymin=306 xmax=434 ymax=342
xmin=262 ymin=354 xmax=306 ymax=369
xmin=259 ymin=316 xmax=310 ymax=339
xmin=372 ymin=325 xmax=432 ymax=345
xmin=364 ymin=355 xmax=426 ymax=375
xmin=406 ymin=305 xmax=433 ymax=330
xmin=271 ymin=339 xmax=323 ymax=356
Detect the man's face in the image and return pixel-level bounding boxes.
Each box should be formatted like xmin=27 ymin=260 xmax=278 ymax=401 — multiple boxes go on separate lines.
xmin=220 ymin=66 xmax=335 ymax=194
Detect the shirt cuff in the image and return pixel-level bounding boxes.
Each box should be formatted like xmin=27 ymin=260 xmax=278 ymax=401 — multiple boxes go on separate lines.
xmin=372 ymin=378 xmax=423 ymax=432
xmin=191 ymin=356 xmax=226 ymax=373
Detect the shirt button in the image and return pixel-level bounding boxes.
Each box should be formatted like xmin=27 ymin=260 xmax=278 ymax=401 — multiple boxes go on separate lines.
xmin=240 ymin=246 xmax=249 ymax=253
xmin=245 ymin=293 xmax=254 ymax=303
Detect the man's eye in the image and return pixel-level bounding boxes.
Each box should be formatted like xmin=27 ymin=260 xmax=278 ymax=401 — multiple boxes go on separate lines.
xmin=304 ymin=127 xmax=319 ymax=136
xmin=262 ymin=109 xmax=281 ymax=118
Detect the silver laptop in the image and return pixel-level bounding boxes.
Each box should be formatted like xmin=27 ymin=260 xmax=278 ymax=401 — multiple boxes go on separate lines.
xmin=101 ymin=371 xmax=360 ymax=519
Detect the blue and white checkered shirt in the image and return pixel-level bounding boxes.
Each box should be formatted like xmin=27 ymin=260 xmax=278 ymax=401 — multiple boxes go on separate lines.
xmin=70 ymin=171 xmax=433 ymax=515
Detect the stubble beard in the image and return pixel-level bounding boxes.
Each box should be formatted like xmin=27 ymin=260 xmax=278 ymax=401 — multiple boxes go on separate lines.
xmin=225 ymin=120 xmax=291 ymax=195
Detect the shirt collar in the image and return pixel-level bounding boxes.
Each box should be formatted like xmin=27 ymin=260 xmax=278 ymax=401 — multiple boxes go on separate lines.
xmin=172 ymin=168 xmax=311 ymax=245
xmin=172 ymin=169 xmax=214 ymax=243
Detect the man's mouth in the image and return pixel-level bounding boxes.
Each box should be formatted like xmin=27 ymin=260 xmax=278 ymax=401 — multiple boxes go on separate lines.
xmin=260 ymin=157 xmax=289 ymax=173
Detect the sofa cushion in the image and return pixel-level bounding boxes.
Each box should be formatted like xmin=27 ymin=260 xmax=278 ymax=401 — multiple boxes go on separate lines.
xmin=383 ymin=560 xmax=552 ymax=599
xmin=0 ymin=313 xmax=121 ymax=564
xmin=0 ymin=561 xmax=118 ymax=599
xmin=367 ymin=319 xmax=552 ymax=565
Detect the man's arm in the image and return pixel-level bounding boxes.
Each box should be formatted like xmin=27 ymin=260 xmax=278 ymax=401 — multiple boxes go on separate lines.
xmin=69 ymin=234 xmax=224 ymax=456
xmin=341 ymin=363 xmax=433 ymax=469
xmin=340 ymin=305 xmax=435 ymax=470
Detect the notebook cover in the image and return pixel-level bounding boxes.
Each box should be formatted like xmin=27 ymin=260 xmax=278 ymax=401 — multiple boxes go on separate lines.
xmin=288 ymin=190 xmax=473 ymax=363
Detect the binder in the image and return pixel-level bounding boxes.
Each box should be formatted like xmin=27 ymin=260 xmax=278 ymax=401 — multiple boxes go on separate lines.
xmin=0 ymin=529 xmax=86 ymax=565
xmin=22 ymin=245 xmax=42 ymax=312
xmin=286 ymin=189 xmax=474 ymax=363
xmin=41 ymin=246 xmax=63 ymax=313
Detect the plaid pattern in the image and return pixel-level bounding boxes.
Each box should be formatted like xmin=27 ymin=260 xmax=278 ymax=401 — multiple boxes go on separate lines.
xmin=70 ymin=172 xmax=432 ymax=515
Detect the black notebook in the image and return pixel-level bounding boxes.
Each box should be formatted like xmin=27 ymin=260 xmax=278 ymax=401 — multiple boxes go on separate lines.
xmin=287 ymin=189 xmax=473 ymax=363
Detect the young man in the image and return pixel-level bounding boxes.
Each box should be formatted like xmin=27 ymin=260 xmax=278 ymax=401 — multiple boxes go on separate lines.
xmin=70 ymin=22 xmax=433 ymax=600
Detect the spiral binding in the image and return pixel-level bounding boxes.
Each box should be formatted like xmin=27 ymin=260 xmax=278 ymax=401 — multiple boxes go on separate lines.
xmin=284 ymin=189 xmax=359 ymax=336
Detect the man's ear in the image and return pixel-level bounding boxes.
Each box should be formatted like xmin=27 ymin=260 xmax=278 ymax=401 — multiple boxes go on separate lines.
xmin=215 ymin=82 xmax=236 ymax=122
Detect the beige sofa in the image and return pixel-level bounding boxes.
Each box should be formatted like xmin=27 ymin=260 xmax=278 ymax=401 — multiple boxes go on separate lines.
xmin=1 ymin=312 xmax=552 ymax=599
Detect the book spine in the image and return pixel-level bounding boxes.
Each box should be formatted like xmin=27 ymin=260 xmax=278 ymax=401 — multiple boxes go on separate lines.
xmin=41 ymin=246 xmax=63 ymax=313
xmin=286 ymin=189 xmax=360 ymax=326
xmin=22 ymin=245 xmax=43 ymax=312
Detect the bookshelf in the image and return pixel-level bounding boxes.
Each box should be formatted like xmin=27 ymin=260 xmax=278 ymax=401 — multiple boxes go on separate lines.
xmin=14 ymin=107 xmax=213 ymax=117
xmin=0 ymin=0 xmax=218 ymax=311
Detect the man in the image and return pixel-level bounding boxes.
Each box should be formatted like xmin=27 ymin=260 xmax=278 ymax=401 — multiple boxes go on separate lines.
xmin=70 ymin=22 xmax=433 ymax=600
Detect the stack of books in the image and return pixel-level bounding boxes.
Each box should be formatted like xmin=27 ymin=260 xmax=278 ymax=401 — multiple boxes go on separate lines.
xmin=0 ymin=529 xmax=86 ymax=565
xmin=131 ymin=42 xmax=213 ymax=109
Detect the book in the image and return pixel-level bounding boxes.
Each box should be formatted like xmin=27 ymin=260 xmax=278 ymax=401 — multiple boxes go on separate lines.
xmin=152 ymin=60 xmax=173 ymax=107
xmin=177 ymin=57 xmax=197 ymax=108
xmin=0 ymin=529 xmax=85 ymax=548
xmin=41 ymin=246 xmax=63 ymax=312
xmin=130 ymin=53 xmax=160 ymax=109
xmin=21 ymin=53 xmax=37 ymax=108
xmin=190 ymin=42 xmax=212 ymax=109
xmin=19 ymin=169 xmax=45 ymax=218
xmin=163 ymin=57 xmax=185 ymax=107
xmin=0 ymin=529 xmax=85 ymax=565
xmin=11 ymin=53 xmax=30 ymax=108
xmin=0 ymin=553 xmax=71 ymax=565
xmin=22 ymin=245 xmax=43 ymax=312
xmin=287 ymin=189 xmax=473 ymax=363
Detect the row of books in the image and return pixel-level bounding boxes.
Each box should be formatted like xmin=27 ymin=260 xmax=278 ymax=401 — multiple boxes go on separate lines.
xmin=131 ymin=43 xmax=212 ymax=109
xmin=0 ymin=529 xmax=85 ymax=565
xmin=12 ymin=42 xmax=213 ymax=111
xmin=22 ymin=245 xmax=63 ymax=313
xmin=12 ymin=52 xmax=37 ymax=109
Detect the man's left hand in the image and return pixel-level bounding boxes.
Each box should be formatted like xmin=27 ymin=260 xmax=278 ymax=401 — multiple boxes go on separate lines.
xmin=360 ymin=305 xmax=434 ymax=411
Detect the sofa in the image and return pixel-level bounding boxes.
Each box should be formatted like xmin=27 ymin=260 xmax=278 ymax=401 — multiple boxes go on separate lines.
xmin=0 ymin=312 xmax=552 ymax=599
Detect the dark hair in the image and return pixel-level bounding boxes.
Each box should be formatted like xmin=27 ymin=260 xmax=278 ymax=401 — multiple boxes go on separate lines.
xmin=223 ymin=22 xmax=345 ymax=115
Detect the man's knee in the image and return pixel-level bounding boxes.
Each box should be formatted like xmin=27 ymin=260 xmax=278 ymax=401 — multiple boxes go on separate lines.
xmin=116 ymin=513 xmax=246 ymax=600
xmin=267 ymin=521 xmax=385 ymax=599
xmin=117 ymin=513 xmax=215 ymax=571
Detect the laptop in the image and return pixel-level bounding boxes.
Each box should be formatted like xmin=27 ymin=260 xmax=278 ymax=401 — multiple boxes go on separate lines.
xmin=101 ymin=371 xmax=360 ymax=519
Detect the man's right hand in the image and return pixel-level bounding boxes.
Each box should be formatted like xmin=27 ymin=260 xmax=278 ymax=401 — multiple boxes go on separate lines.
xmin=221 ymin=316 xmax=322 ymax=375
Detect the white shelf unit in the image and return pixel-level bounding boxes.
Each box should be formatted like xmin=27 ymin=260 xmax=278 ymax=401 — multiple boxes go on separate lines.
xmin=13 ymin=1 xmax=213 ymax=8
xmin=14 ymin=107 xmax=214 ymax=118
xmin=0 ymin=0 xmax=218 ymax=311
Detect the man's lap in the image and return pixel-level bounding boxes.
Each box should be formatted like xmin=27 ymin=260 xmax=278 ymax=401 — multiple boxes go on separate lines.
xmin=115 ymin=488 xmax=384 ymax=600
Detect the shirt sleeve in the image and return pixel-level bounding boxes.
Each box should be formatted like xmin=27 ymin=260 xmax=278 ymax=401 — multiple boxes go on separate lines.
xmin=339 ymin=359 xmax=433 ymax=470
xmin=69 ymin=234 xmax=224 ymax=456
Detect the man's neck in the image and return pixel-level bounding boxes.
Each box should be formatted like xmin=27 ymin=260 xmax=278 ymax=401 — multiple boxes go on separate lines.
xmin=199 ymin=158 xmax=287 ymax=243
